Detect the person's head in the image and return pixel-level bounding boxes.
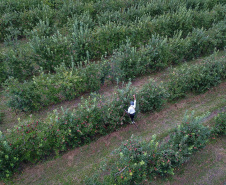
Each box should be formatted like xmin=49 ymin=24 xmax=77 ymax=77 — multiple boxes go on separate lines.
xmin=130 ymin=101 xmax=134 ymax=105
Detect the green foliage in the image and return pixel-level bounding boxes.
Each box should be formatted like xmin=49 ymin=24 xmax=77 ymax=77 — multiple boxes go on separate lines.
xmin=110 ymin=39 xmax=141 ymax=81
xmin=3 ymin=61 xmax=103 ymax=111
xmin=168 ymin=111 xmax=211 ymax=165
xmin=86 ymin=111 xmax=212 ymax=184
xmin=1 ymin=0 xmax=225 ymax=85
xmin=142 ymin=34 xmax=170 ymax=71
xmin=213 ymin=112 xmax=226 ymax=136
xmin=168 ymin=53 xmax=226 ymax=100
xmin=1 ymin=0 xmax=226 ymax=180
xmin=110 ymin=136 xmax=150 ymax=184
xmin=139 ymin=79 xmax=168 ymax=113
xmin=0 ymin=131 xmax=20 ymax=179
xmin=0 ymin=2 xmax=55 ymax=41
xmin=30 ymin=31 xmax=71 ymax=72
xmin=0 ymin=53 xmax=7 ymax=84
xmin=1 ymin=47 xmax=35 ymax=82
xmin=1 ymin=0 xmax=223 ymax=42
xmin=3 ymin=44 xmax=225 ymax=112
xmin=8 ymin=120 xmax=51 ymax=162
xmin=26 ymin=3 xmax=225 ymax=72
xmin=0 ymin=112 xmax=4 ymax=124
xmin=2 ymin=82 xmax=135 ymax=166
xmin=208 ymin=20 xmax=226 ymax=50
xmin=3 ymin=78 xmax=42 ymax=112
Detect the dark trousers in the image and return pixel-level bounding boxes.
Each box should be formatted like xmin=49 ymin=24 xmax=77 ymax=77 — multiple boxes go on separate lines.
xmin=130 ymin=113 xmax=135 ymax=122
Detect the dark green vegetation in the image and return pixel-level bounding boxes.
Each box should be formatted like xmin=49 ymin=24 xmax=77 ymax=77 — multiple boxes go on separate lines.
xmin=85 ymin=112 xmax=226 ymax=184
xmin=1 ymin=0 xmax=226 ymax=112
xmin=0 ymin=0 xmax=225 ymax=183
xmin=1 ymin=53 xmax=225 ymax=180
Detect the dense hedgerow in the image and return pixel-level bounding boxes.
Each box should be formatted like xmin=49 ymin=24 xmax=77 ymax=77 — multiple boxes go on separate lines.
xmin=3 ymin=61 xmax=104 ymax=112
xmin=0 ymin=82 xmax=136 ymax=179
xmin=139 ymin=79 xmax=169 ymax=113
xmin=0 ymin=2 xmax=56 ymax=41
xmin=1 ymin=0 xmax=223 ymax=41
xmin=29 ymin=4 xmax=225 ymax=71
xmin=0 ymin=53 xmax=6 ymax=84
xmin=0 ymin=2 xmax=225 ymax=83
xmin=0 ymin=112 xmax=4 ymax=124
xmin=212 ymin=112 xmax=226 ymax=136
xmin=167 ymin=54 xmax=226 ymax=100
xmin=1 ymin=46 xmax=35 ymax=82
xmin=0 ymin=131 xmax=20 ymax=179
xmin=84 ymin=111 xmax=212 ymax=184
xmin=3 ymin=19 xmax=225 ymax=112
xmin=1 ymin=52 xmax=225 ymax=179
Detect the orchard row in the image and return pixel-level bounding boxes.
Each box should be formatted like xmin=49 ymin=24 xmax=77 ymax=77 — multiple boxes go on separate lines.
xmin=1 ymin=2 xmax=225 ymax=82
xmin=0 ymin=53 xmax=225 ymax=179
xmin=3 ymin=20 xmax=226 ymax=112
xmin=1 ymin=0 xmax=224 ymax=40
xmin=85 ymin=111 xmax=226 ymax=184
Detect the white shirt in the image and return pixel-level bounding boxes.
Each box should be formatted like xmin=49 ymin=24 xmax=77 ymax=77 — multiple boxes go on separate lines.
xmin=128 ymin=100 xmax=136 ymax=114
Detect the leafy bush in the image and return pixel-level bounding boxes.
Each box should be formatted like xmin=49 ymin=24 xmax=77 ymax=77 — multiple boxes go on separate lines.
xmin=2 ymin=2 xmax=226 ymax=112
xmin=86 ymin=111 xmax=212 ymax=184
xmin=3 ymin=82 xmax=135 ymax=166
xmin=141 ymin=35 xmax=170 ymax=71
xmin=168 ymin=53 xmax=226 ymax=100
xmin=4 ymin=29 xmax=225 ymax=112
xmin=3 ymin=61 xmax=103 ymax=111
xmin=0 ymin=2 xmax=55 ymax=41
xmin=109 ymin=136 xmax=152 ymax=184
xmin=208 ymin=20 xmax=226 ymax=50
xmin=110 ymin=39 xmax=142 ymax=81
xmin=3 ymin=78 xmax=42 ymax=112
xmin=1 ymin=47 xmax=35 ymax=82
xmin=0 ymin=131 xmax=20 ymax=179
xmin=167 ymin=111 xmax=211 ymax=166
xmin=30 ymin=31 xmax=71 ymax=72
xmin=139 ymin=79 xmax=168 ymax=113
xmin=28 ymin=3 xmax=225 ymax=71
xmin=0 ymin=112 xmax=4 ymax=124
xmin=212 ymin=112 xmax=226 ymax=136
xmin=0 ymin=53 xmax=7 ymax=84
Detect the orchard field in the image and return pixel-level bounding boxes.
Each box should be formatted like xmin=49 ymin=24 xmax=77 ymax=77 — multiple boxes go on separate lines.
xmin=0 ymin=0 xmax=225 ymax=184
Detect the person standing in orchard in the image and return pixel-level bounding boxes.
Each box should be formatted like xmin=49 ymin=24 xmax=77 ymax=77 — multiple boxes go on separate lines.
xmin=128 ymin=94 xmax=136 ymax=124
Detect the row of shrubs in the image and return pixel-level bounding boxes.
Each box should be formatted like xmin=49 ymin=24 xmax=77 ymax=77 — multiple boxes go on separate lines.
xmin=1 ymin=0 xmax=223 ymax=40
xmin=28 ymin=3 xmax=225 ymax=71
xmin=168 ymin=55 xmax=226 ymax=100
xmin=1 ymin=0 xmax=222 ymax=15
xmin=0 ymin=53 xmax=225 ymax=179
xmin=1 ymin=2 xmax=224 ymax=83
xmin=85 ymin=111 xmax=226 ymax=184
xmin=3 ymin=19 xmax=226 ymax=112
xmin=0 ymin=112 xmax=3 ymax=124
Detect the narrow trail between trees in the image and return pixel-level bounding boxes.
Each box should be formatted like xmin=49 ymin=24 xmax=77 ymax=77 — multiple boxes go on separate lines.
xmin=8 ymin=81 xmax=226 ymax=185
